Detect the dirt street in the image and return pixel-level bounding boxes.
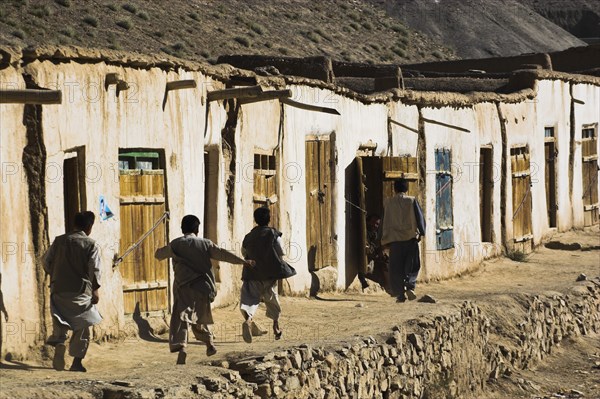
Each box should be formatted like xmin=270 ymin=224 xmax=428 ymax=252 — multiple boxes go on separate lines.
xmin=1 ymin=228 xmax=599 ymax=398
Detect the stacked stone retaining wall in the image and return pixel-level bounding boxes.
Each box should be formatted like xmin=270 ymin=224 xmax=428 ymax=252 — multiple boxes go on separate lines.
xmin=227 ymin=283 xmax=599 ymax=398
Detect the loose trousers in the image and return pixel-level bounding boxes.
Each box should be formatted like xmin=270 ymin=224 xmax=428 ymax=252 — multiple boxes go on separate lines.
xmin=47 ymin=317 xmax=91 ymax=359
xmin=388 ymin=239 xmax=421 ymax=298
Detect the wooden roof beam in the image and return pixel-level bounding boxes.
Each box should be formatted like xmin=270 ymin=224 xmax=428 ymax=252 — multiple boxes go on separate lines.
xmin=389 ymin=117 xmax=419 ymax=134
xmin=281 ymin=98 xmax=340 ymax=115
xmin=422 ymin=117 xmax=470 ymax=133
xmin=207 ymin=85 xmax=263 ymax=102
xmin=166 ymin=79 xmax=197 ymax=92
xmin=239 ymin=89 xmax=292 ymax=105
xmin=0 ymin=89 xmax=62 ymax=104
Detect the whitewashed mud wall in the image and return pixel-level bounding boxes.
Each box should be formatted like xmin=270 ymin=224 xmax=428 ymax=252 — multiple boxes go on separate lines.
xmin=535 ymin=80 xmax=572 ymax=233
xmin=420 ymin=106 xmax=481 ymax=280
xmin=388 ymin=103 xmax=420 ymax=158
xmin=473 ymin=102 xmax=503 ymax=252
xmin=0 ymin=69 xmax=41 ymax=359
xmin=498 ymin=100 xmax=542 ymax=250
xmin=204 ymin=98 xmax=240 ymax=307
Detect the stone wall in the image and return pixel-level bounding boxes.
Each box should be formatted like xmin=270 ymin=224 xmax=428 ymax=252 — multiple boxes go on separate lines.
xmin=227 ymin=283 xmax=600 ymax=399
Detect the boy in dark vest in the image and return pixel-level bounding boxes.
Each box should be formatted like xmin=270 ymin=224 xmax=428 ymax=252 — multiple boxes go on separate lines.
xmin=381 ymin=179 xmax=426 ymax=303
xmin=240 ymin=207 xmax=296 ymax=343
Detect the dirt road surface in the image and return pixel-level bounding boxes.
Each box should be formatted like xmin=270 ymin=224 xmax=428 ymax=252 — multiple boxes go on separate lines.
xmin=1 ymin=228 xmax=598 ymax=398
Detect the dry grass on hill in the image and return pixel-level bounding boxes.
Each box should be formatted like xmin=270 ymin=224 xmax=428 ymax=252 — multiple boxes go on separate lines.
xmin=0 ymin=0 xmax=455 ymax=65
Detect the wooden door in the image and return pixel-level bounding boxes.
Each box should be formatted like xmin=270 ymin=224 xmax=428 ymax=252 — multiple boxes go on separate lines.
xmin=582 ymin=127 xmax=599 ymax=226
xmin=435 ymin=149 xmax=454 ymax=250
xmin=361 ymin=156 xmax=419 ymax=214
xmin=479 ymin=148 xmax=493 ymax=242
xmin=355 ymin=157 xmax=368 ymax=275
xmin=119 ymin=169 xmax=169 ymax=315
xmin=382 ymin=156 xmax=419 ymax=198
xmin=357 ymin=156 xmax=419 ymax=272
xmin=63 ymin=155 xmax=84 ymax=233
xmin=203 ymin=149 xmax=219 ymax=243
xmin=511 ymin=147 xmax=533 ymax=241
xmin=545 ymin=141 xmax=557 ymax=228
xmin=305 ymin=137 xmax=336 ymax=271
xmin=253 ymin=154 xmax=279 ymax=229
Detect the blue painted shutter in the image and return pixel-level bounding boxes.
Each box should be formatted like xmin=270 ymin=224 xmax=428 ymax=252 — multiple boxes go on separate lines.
xmin=435 ymin=149 xmax=454 ymax=250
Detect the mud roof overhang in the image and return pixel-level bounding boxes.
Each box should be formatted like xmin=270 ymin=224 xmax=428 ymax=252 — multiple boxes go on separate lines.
xmin=1 ymin=45 xmax=599 ymax=109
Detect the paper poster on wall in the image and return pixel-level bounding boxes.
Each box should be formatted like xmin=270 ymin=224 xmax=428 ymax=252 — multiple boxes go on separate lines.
xmin=99 ymin=195 xmax=114 ymax=221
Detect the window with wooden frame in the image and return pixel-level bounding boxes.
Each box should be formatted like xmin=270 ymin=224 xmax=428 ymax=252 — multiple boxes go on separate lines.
xmin=435 ymin=149 xmax=454 ymax=250
xmin=253 ymin=153 xmax=279 ymax=228
xmin=581 ymin=123 xmax=599 ymax=226
xmin=510 ymin=146 xmax=533 ymax=241
xmin=119 ymin=151 xmax=160 ymax=170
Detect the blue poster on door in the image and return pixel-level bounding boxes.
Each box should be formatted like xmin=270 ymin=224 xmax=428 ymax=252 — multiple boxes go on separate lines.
xmin=99 ymin=195 xmax=114 ymax=221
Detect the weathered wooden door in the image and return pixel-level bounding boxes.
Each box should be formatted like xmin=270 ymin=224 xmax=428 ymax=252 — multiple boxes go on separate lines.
xmin=435 ymin=149 xmax=454 ymax=250
xmin=305 ymin=137 xmax=336 ymax=271
xmin=382 ymin=156 xmax=419 ymax=199
xmin=361 ymin=156 xmax=419 ymax=212
xmin=511 ymin=147 xmax=533 ymax=241
xmin=582 ymin=126 xmax=599 ymax=226
xmin=357 ymin=156 xmax=419 ymax=272
xmin=544 ymin=141 xmax=557 ymax=228
xmin=63 ymin=152 xmax=86 ymax=233
xmin=355 ymin=157 xmax=368 ymax=275
xmin=119 ymin=169 xmax=169 ymax=315
xmin=253 ymin=153 xmax=279 ymax=229
xmin=479 ymin=148 xmax=493 ymax=242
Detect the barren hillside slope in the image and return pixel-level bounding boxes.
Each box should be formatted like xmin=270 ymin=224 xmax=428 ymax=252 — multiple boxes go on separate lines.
xmin=0 ymin=0 xmax=592 ymax=66
xmin=0 ymin=0 xmax=455 ymax=65
xmin=374 ymin=0 xmax=586 ymax=58
xmin=522 ymin=0 xmax=600 ymax=42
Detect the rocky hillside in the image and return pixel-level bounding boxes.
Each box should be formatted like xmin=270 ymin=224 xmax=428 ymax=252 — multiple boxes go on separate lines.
xmin=522 ymin=0 xmax=600 ymax=43
xmin=0 ymin=0 xmax=590 ymax=66
xmin=0 ymin=0 xmax=455 ymax=65
xmin=374 ymin=0 xmax=586 ymax=59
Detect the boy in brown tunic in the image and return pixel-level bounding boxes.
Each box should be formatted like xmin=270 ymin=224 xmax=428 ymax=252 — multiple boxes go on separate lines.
xmin=43 ymin=211 xmax=102 ymax=372
xmin=155 ymin=215 xmax=253 ymax=364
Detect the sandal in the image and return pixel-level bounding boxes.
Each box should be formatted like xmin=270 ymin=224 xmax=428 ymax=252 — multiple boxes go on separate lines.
xmin=52 ymin=344 xmax=66 ymax=371
xmin=206 ymin=344 xmax=217 ymax=357
xmin=242 ymin=320 xmax=252 ymax=343
xmin=176 ymin=349 xmax=187 ymax=365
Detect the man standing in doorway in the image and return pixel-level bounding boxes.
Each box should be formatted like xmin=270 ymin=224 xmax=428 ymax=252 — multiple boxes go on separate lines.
xmin=240 ymin=207 xmax=296 ymax=343
xmin=381 ymin=179 xmax=426 ymax=303
xmin=44 ymin=211 xmax=102 ymax=372
xmin=155 ymin=215 xmax=254 ymax=365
